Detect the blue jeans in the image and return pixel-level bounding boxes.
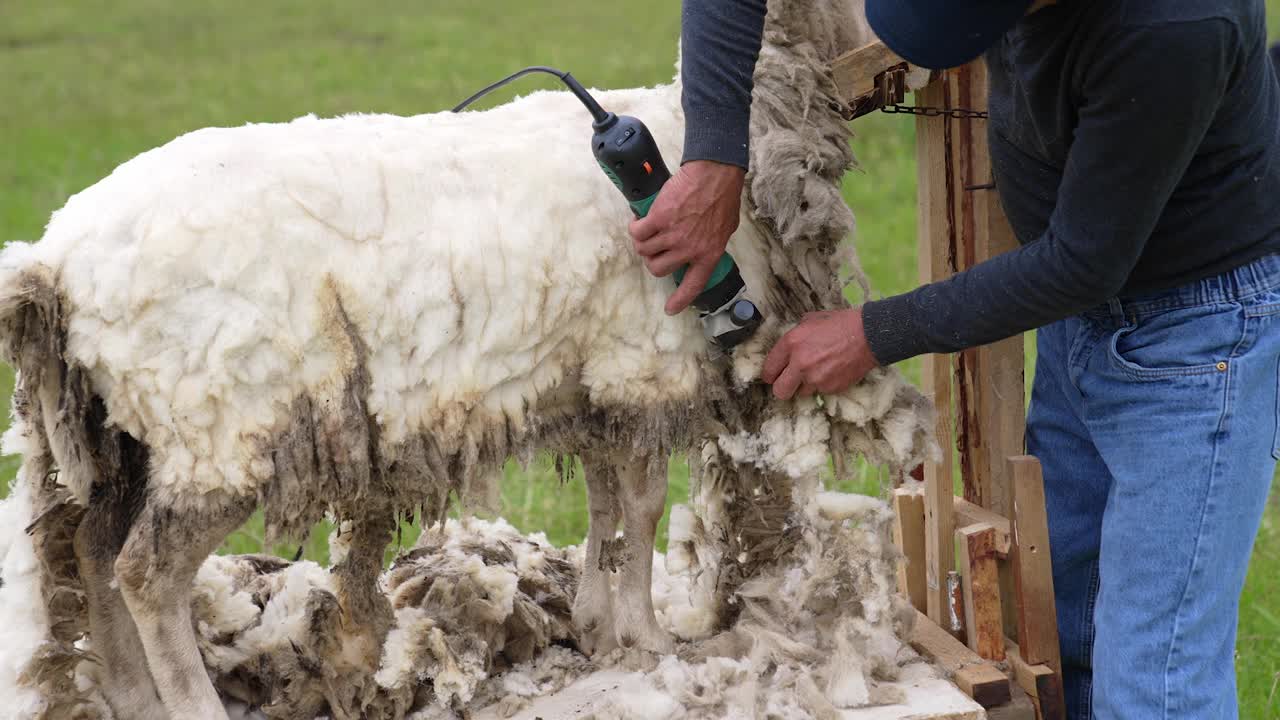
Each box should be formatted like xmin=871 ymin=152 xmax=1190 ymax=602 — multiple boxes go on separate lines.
xmin=1028 ymin=254 xmax=1280 ymax=719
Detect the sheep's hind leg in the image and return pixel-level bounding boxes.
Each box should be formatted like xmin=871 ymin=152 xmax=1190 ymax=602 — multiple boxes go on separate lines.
xmin=614 ymin=455 xmax=674 ymax=654
xmin=74 ymin=482 xmax=167 ymax=720
xmin=116 ymin=492 xmax=255 ymax=720
xmin=574 ymin=456 xmax=622 ymax=655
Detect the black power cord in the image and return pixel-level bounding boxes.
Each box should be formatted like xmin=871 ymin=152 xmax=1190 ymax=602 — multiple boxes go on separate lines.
xmin=451 ymin=65 xmax=612 ymax=128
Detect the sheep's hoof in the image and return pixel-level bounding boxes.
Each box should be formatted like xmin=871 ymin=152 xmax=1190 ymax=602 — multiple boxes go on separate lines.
xmin=575 ymin=617 xmax=620 ymax=656
xmin=617 ymin=626 xmax=675 ymax=656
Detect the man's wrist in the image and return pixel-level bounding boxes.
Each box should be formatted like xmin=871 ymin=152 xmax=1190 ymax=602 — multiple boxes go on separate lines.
xmin=681 ymin=103 xmax=752 ymax=169
xmin=849 ymin=306 xmax=879 ymax=367
xmin=860 ymin=297 xmax=923 ymax=367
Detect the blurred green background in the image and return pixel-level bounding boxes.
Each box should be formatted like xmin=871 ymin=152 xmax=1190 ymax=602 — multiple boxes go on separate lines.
xmin=1 ymin=1 xmax=1276 ymax=715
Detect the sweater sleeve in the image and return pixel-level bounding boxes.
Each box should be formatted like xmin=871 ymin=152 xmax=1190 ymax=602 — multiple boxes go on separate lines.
xmin=680 ymin=0 xmax=768 ymax=169
xmin=862 ymin=18 xmax=1236 ymax=365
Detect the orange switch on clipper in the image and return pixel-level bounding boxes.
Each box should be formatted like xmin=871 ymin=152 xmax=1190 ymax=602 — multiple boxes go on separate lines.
xmin=643 ymin=161 xmax=652 ymax=174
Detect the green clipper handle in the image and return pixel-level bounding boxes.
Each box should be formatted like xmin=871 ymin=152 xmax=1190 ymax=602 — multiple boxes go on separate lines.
xmin=630 ymin=192 xmax=738 ymax=301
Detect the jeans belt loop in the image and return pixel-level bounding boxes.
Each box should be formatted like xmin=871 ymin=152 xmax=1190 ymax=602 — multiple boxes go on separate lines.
xmin=1107 ymin=297 xmax=1125 ymax=325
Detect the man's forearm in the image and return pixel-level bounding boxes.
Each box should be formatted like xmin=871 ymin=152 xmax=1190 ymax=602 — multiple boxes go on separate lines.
xmin=680 ymin=0 xmax=768 ymax=169
xmin=861 ymin=235 xmax=1128 ymax=365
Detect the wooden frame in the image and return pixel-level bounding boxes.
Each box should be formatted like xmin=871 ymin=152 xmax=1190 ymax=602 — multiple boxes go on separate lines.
xmin=830 ymin=43 xmax=1067 ymax=720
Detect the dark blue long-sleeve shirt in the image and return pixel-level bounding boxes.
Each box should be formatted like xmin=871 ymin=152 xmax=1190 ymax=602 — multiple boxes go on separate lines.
xmin=681 ymin=0 xmax=1280 ymax=365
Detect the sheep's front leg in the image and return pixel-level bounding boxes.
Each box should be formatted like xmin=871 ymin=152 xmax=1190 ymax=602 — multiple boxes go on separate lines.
xmin=574 ymin=456 xmax=622 ymax=655
xmin=332 ymin=511 xmax=396 ymax=667
xmin=614 ymin=456 xmax=674 ymax=654
xmin=116 ymin=494 xmax=255 ymax=720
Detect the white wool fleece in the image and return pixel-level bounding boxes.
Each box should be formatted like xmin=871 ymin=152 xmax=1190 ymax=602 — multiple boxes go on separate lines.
xmin=5 ymin=83 xmax=733 ymax=501
xmin=0 ymin=477 xmax=54 ymax=718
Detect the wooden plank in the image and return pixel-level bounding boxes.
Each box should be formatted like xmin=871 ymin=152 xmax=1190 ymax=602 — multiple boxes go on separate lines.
xmin=999 ymin=556 xmax=1020 ymax=644
xmin=974 ymin=333 xmax=1025 ymax=518
xmin=478 ymin=666 xmax=990 ymax=720
xmin=916 ymin=77 xmax=957 ymax=629
xmin=956 ymin=523 xmax=1005 ymax=661
xmin=953 ymin=497 xmax=1011 ymax=556
xmin=1008 ymin=456 xmax=1062 ymax=673
xmin=893 ymin=488 xmax=928 ymax=611
xmin=910 ymin=610 xmax=1012 ymax=708
xmin=830 ymin=40 xmax=905 ymax=101
xmin=1005 ymin=640 xmax=1067 ymax=720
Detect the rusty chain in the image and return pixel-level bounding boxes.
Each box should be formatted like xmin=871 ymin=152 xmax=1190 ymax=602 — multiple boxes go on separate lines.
xmin=879 ymin=103 xmax=989 ymax=120
xmin=834 ymin=64 xmax=990 ymax=121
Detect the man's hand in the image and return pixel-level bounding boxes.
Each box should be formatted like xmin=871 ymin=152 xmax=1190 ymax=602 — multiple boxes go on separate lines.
xmin=629 ymin=160 xmax=746 ymax=315
xmin=762 ymin=307 xmax=879 ymax=400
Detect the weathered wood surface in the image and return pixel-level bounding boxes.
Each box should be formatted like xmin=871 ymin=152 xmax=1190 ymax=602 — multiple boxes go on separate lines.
xmin=894 ymin=487 xmax=928 ymax=611
xmin=1008 ymin=456 xmax=1062 ymax=674
xmin=954 ymin=496 xmax=1012 ymax=556
xmin=910 ymin=609 xmax=1011 ymax=708
xmin=830 ymin=40 xmax=905 ymax=101
xmin=916 ymin=77 xmax=958 ymax=630
xmin=957 ymin=523 xmax=1005 ymax=661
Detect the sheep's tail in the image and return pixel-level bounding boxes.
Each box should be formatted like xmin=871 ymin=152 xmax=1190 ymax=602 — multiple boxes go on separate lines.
xmin=0 ymin=241 xmax=48 ymax=343
xmin=0 ymin=241 xmax=105 ymax=718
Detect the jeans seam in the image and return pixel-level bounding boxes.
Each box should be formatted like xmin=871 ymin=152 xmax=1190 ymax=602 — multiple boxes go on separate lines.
xmin=1243 ymin=302 xmax=1280 ymax=318
xmin=1160 ymin=346 xmax=1235 ymax=719
xmin=1082 ymin=562 xmax=1099 ymax=718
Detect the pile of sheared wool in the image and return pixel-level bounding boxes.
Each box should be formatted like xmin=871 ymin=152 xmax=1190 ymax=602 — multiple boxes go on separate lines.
xmin=0 ymin=479 xmax=923 ymax=720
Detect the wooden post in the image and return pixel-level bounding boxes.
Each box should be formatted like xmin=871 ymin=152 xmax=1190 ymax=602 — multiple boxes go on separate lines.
xmin=939 ymin=60 xmax=1026 ymax=517
xmin=1008 ymin=456 xmax=1062 ymax=675
xmin=1006 ymin=640 xmax=1067 ymax=720
xmin=957 ymin=523 xmax=1005 ymax=661
xmin=916 ymin=59 xmax=1028 ymax=649
xmin=894 ymin=488 xmax=928 ymax=611
xmin=916 ymin=77 xmax=958 ymax=630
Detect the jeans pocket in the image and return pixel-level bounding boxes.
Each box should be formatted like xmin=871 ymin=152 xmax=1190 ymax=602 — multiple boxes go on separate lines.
xmin=1107 ymin=303 xmax=1243 ymax=381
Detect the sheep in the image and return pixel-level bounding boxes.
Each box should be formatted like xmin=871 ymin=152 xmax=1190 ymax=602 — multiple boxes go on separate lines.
xmin=0 ymin=0 xmax=934 ymax=717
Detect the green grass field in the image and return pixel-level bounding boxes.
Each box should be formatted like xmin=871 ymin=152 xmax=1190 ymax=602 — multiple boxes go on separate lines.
xmin=2 ymin=1 xmax=1277 ymax=715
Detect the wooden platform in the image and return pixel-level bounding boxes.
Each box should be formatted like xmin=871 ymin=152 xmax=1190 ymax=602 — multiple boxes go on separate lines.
xmin=473 ymin=663 xmax=986 ymax=720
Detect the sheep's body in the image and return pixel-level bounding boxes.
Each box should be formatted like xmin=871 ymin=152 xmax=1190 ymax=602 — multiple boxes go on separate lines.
xmin=31 ymin=84 xmax=699 ymax=506
xmin=0 ymin=0 xmax=939 ymax=717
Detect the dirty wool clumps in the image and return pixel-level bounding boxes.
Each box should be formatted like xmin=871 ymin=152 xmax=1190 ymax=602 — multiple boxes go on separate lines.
xmin=180 ymin=518 xmax=580 ymax=719
xmin=187 ymin=495 xmax=917 ymax=720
